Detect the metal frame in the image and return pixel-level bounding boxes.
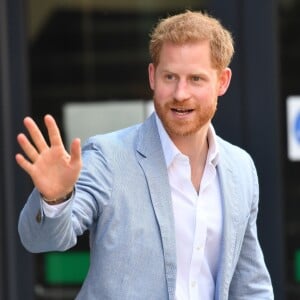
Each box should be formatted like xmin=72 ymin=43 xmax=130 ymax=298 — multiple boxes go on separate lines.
xmin=0 ymin=0 xmax=33 ymax=299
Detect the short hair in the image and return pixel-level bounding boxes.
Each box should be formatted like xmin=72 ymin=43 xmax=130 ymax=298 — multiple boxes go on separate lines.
xmin=149 ymin=10 xmax=234 ymax=71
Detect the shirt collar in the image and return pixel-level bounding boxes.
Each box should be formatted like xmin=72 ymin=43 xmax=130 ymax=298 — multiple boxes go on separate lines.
xmin=155 ymin=113 xmax=219 ymax=168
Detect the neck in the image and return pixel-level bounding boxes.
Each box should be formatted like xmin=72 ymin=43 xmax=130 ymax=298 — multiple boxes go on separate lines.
xmin=171 ymin=126 xmax=210 ymax=192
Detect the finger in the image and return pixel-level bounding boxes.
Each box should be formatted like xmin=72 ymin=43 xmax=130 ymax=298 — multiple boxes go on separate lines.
xmin=44 ymin=115 xmax=64 ymax=148
xmin=69 ymin=138 xmax=82 ymax=166
xmin=15 ymin=153 xmax=34 ymax=176
xmin=23 ymin=117 xmax=48 ymax=152
xmin=17 ymin=133 xmax=39 ymax=162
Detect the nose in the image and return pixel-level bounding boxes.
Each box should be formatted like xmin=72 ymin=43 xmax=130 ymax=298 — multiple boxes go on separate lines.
xmin=173 ymin=79 xmax=190 ymax=102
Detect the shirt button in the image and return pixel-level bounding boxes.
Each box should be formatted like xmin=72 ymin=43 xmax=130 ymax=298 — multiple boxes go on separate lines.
xmin=191 ymin=281 xmax=196 ymax=288
xmin=36 ymin=209 xmax=42 ymax=223
xmin=196 ymin=245 xmax=202 ymax=251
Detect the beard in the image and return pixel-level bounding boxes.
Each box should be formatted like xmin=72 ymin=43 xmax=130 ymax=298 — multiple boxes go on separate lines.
xmin=154 ymin=96 xmax=217 ymax=137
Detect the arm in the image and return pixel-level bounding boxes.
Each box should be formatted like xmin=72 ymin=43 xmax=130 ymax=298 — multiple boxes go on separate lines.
xmin=17 ymin=119 xmax=112 ymax=253
xmin=18 ymin=188 xmax=78 ymax=252
xmin=16 ymin=115 xmax=82 ymax=251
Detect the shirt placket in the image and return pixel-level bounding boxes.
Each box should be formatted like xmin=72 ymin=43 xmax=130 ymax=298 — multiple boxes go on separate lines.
xmin=189 ymin=193 xmax=207 ymax=300
xmin=179 ymin=157 xmax=208 ymax=300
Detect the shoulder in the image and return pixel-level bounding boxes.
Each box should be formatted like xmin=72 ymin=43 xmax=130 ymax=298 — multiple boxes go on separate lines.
xmin=216 ymin=136 xmax=259 ymax=211
xmin=217 ymin=136 xmax=252 ymax=160
xmin=217 ymin=136 xmax=255 ymax=167
xmin=216 ymin=136 xmax=258 ymax=188
xmin=82 ymin=123 xmax=142 ymax=153
xmin=81 ymin=113 xmax=159 ymax=159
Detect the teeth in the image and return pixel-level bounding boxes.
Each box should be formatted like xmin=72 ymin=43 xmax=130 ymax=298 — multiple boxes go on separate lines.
xmin=172 ymin=108 xmax=192 ymax=113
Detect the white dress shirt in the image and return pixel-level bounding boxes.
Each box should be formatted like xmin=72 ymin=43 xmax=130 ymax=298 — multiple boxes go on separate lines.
xmin=156 ymin=116 xmax=223 ymax=300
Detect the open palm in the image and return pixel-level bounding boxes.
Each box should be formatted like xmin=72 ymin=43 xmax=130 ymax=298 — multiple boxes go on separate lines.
xmin=16 ymin=115 xmax=82 ymax=202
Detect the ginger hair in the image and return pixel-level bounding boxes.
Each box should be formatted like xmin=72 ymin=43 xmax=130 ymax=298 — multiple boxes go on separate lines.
xmin=149 ymin=10 xmax=234 ymax=71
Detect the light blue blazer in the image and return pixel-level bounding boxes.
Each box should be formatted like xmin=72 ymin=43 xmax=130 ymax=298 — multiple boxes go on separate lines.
xmin=18 ymin=113 xmax=273 ymax=299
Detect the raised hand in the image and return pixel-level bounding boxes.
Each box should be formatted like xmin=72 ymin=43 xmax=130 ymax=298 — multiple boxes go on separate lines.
xmin=16 ymin=115 xmax=82 ymax=203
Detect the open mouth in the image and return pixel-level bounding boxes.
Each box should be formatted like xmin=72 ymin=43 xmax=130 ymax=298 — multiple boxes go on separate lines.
xmin=171 ymin=108 xmax=194 ymax=115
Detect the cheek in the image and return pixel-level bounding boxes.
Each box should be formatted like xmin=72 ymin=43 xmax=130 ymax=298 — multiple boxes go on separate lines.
xmin=192 ymin=86 xmax=211 ymax=100
xmin=200 ymin=85 xmax=218 ymax=99
xmin=154 ymin=83 xmax=173 ymax=99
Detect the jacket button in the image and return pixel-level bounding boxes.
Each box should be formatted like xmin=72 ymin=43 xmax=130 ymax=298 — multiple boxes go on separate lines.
xmin=36 ymin=209 xmax=42 ymax=223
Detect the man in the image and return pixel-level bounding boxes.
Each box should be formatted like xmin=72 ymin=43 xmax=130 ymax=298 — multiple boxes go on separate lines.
xmin=16 ymin=10 xmax=273 ymax=299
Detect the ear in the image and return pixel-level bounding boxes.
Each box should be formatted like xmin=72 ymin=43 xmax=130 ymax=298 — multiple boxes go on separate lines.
xmin=148 ymin=63 xmax=155 ymax=90
xmin=218 ymin=67 xmax=232 ymax=96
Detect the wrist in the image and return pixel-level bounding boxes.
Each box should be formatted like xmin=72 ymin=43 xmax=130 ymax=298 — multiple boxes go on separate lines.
xmin=41 ymin=188 xmax=74 ymax=205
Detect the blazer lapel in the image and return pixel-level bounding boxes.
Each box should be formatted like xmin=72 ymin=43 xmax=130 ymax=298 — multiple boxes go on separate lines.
xmin=215 ymin=142 xmax=240 ymax=300
xmin=136 ymin=114 xmax=177 ymax=300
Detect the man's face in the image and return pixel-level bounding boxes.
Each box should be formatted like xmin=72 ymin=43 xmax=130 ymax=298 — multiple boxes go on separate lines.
xmin=148 ymin=41 xmax=231 ymax=140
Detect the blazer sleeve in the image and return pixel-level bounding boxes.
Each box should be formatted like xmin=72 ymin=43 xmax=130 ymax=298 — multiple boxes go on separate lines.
xmin=228 ymin=158 xmax=274 ymax=299
xmin=18 ymin=137 xmax=113 ymax=253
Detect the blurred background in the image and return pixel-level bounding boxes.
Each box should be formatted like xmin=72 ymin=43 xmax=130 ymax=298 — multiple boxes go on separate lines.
xmin=1 ymin=0 xmax=300 ymax=299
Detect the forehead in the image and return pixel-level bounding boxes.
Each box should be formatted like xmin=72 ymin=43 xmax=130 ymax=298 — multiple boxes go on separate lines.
xmin=157 ymin=41 xmax=214 ymax=70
